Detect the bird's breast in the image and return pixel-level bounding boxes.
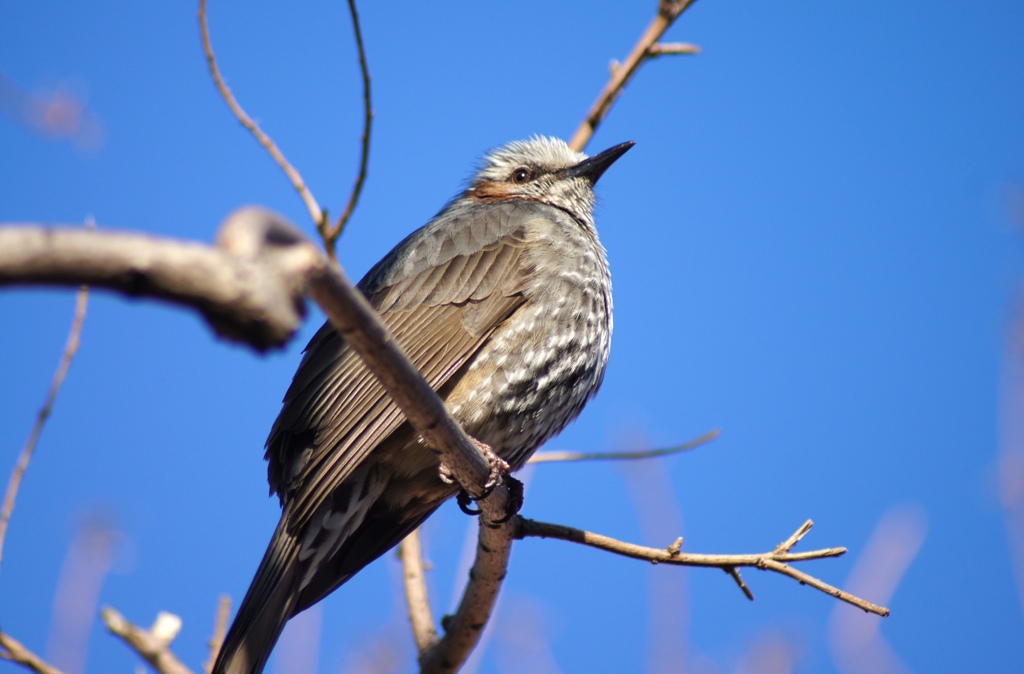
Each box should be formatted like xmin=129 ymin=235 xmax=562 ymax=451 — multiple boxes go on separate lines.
xmin=444 ymin=222 xmax=612 ymax=469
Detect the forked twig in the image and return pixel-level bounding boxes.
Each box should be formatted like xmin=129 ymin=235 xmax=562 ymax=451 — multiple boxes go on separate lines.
xmin=569 ymin=0 xmax=701 ymax=152
xmin=516 ymin=517 xmax=890 ymax=616
xmin=0 ymin=284 xmax=89 ymax=570
xmin=102 ymin=607 xmax=194 ymax=674
xmin=198 ymin=0 xmax=325 ymax=229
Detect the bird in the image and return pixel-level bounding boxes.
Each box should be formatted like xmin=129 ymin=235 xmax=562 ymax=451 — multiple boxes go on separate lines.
xmin=213 ymin=136 xmax=634 ymax=674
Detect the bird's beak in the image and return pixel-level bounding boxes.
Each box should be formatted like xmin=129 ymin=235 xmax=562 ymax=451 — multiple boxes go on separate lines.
xmin=562 ymin=140 xmax=636 ymax=185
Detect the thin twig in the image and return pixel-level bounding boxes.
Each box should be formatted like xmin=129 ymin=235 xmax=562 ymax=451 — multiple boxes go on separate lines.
xmin=516 ymin=517 xmax=890 ymax=616
xmin=102 ymin=607 xmax=194 ymax=674
xmin=724 ymin=566 xmax=754 ymax=601
xmin=647 ymin=42 xmax=701 ymax=57
xmin=529 ymin=428 xmax=718 ymax=464
xmin=569 ymin=0 xmax=700 ymax=152
xmin=203 ymin=595 xmax=231 ymax=674
xmin=0 ymin=284 xmax=88 ymax=571
xmin=774 ymin=519 xmax=813 ymax=554
xmin=399 ymin=530 xmax=439 ymax=656
xmin=320 ymin=0 xmax=374 ymax=258
xmin=0 ymin=630 xmax=65 ymax=674
xmin=198 ymin=0 xmax=325 ymax=229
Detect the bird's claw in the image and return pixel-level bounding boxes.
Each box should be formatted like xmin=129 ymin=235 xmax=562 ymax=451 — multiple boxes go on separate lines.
xmin=473 ymin=438 xmax=509 ymax=491
xmin=489 ymin=475 xmax=524 ymax=524
xmin=456 ymin=490 xmax=482 ymax=515
xmin=443 ymin=439 xmax=521 ymax=522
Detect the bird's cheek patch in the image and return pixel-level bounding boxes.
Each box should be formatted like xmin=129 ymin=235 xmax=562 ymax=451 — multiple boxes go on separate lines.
xmin=469 ymin=181 xmax=516 ymax=201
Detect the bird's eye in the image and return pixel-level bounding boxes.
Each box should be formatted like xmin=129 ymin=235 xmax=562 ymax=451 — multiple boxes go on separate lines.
xmin=511 ymin=167 xmax=532 ymax=184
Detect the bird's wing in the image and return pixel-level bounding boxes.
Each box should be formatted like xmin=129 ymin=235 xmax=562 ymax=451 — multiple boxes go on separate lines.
xmin=266 ymin=200 xmax=545 ymax=530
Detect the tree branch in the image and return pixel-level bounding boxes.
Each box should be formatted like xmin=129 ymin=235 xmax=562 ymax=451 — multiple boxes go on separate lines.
xmin=0 ymin=630 xmax=64 ymax=674
xmin=0 ymin=219 xmax=314 ymax=351
xmin=102 ymin=607 xmax=194 ymax=674
xmin=0 ymin=283 xmax=88 ymax=571
xmin=569 ymin=0 xmax=700 ymax=152
xmin=515 ymin=517 xmax=890 ymax=616
xmin=198 ymin=0 xmax=325 ymax=230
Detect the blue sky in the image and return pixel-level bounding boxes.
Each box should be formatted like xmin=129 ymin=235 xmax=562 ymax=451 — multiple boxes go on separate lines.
xmin=2 ymin=1 xmax=1023 ymax=673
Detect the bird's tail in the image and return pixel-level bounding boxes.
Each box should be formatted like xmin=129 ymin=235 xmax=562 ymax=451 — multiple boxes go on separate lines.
xmin=212 ymin=518 xmax=303 ymax=674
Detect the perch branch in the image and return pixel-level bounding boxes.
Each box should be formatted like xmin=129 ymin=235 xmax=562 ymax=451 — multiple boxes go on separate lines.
xmin=0 ymin=284 xmax=88 ymax=571
xmin=102 ymin=607 xmax=194 ymax=674
xmin=569 ymin=0 xmax=701 ymax=152
xmin=198 ymin=0 xmax=325 ymax=229
xmin=515 ymin=517 xmax=890 ymax=616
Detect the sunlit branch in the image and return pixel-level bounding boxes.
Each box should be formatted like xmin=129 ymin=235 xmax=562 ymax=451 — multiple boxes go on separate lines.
xmin=516 ymin=517 xmax=890 ymax=616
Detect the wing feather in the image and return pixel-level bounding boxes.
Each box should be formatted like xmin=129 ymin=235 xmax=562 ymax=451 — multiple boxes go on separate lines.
xmin=266 ymin=201 xmax=546 ymax=529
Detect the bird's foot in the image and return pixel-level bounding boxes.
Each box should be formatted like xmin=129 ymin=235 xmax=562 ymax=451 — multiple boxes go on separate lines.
xmin=473 ymin=438 xmax=510 ymax=491
xmin=441 ymin=438 xmax=520 ymax=521
xmin=489 ymin=475 xmax=524 ymax=524
xmin=455 ymin=476 xmax=523 ymax=522
xmin=436 ymin=439 xmax=509 ymax=490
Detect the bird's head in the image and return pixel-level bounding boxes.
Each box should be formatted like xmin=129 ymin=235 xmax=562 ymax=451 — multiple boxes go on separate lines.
xmin=466 ymin=136 xmax=634 ymax=223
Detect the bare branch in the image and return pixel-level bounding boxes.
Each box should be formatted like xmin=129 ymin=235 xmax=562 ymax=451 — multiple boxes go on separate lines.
xmin=0 ymin=630 xmax=64 ymax=674
xmin=0 ymin=283 xmax=88 ymax=571
xmin=569 ymin=0 xmax=700 ymax=152
xmin=516 ymin=518 xmax=890 ymax=616
xmin=529 ymin=428 xmax=718 ymax=464
xmin=399 ymin=530 xmax=439 ymax=656
xmin=204 ymin=595 xmax=231 ymax=674
xmin=197 ymin=0 xmax=325 ymax=229
xmin=102 ymin=607 xmax=194 ymax=674
xmin=320 ymin=0 xmax=374 ymax=257
xmin=0 ymin=218 xmax=315 ymax=351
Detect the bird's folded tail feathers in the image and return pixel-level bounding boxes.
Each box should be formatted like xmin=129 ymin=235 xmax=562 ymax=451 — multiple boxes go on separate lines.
xmin=212 ymin=519 xmax=303 ymax=674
